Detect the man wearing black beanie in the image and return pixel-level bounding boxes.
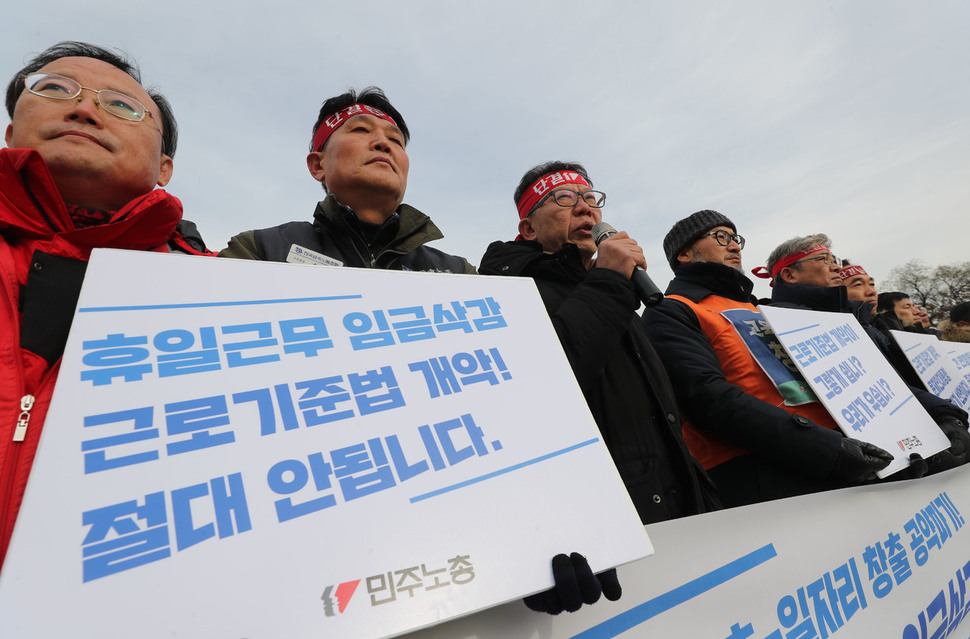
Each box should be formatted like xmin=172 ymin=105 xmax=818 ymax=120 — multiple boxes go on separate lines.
xmin=643 ymin=211 xmax=895 ymax=507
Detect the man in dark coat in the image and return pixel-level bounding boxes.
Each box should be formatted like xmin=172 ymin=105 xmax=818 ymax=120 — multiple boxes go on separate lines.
xmin=761 ymin=233 xmax=970 ymax=473
xmin=479 ymin=162 xmax=717 ymax=614
xmin=643 ymin=213 xmax=892 ymax=508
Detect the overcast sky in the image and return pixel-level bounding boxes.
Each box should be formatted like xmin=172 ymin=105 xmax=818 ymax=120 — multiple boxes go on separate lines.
xmin=5 ymin=1 xmax=969 ymax=301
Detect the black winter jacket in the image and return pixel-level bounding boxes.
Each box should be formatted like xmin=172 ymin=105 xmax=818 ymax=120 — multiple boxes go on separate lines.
xmin=870 ymin=312 xmax=941 ymax=386
xmin=479 ymin=240 xmax=717 ymax=524
xmin=643 ymin=262 xmax=846 ymax=507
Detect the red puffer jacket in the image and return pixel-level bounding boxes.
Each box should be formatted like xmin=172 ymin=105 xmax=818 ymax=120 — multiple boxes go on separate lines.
xmin=0 ymin=147 xmax=209 ymax=570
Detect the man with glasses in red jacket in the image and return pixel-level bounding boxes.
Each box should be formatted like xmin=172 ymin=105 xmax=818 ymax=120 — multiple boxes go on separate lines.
xmin=1 ymin=41 xmax=211 ymax=571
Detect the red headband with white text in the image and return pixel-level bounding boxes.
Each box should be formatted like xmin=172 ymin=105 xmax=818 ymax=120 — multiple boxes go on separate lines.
xmin=516 ymin=171 xmax=592 ymax=219
xmin=312 ymin=104 xmax=399 ymax=152
xmin=751 ymin=244 xmax=830 ymax=284
xmin=838 ymin=265 xmax=869 ymax=282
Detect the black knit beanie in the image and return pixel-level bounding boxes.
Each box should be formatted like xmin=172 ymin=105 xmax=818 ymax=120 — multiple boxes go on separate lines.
xmin=662 ymin=210 xmax=737 ymax=271
xmin=951 ymin=302 xmax=970 ymax=324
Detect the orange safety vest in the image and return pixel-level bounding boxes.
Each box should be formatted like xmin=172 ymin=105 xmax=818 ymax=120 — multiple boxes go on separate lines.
xmin=666 ymin=293 xmax=839 ymax=470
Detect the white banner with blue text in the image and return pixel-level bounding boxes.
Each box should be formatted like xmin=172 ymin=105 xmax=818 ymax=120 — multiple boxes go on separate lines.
xmin=0 ymin=248 xmax=651 ymax=639
xmin=760 ymin=305 xmax=949 ymax=477
xmin=405 ymin=464 xmax=970 ymax=638
xmin=891 ymin=330 xmax=970 ymax=412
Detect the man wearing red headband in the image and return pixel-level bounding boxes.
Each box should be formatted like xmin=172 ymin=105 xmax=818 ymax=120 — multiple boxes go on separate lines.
xmin=644 ymin=214 xmax=894 ymax=508
xmin=838 ymin=263 xmax=877 ymax=309
xmin=219 ymin=87 xmax=474 ymax=273
xmin=764 ymin=234 xmax=970 ymax=472
xmin=757 ymin=233 xmax=843 ymax=289
xmin=480 ymin=162 xmax=718 ymax=614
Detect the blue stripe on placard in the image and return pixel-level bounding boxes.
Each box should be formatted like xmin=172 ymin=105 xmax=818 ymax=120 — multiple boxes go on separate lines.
xmin=78 ymin=295 xmax=362 ymax=312
xmin=409 ymin=438 xmax=600 ymax=503
xmin=889 ymin=394 xmax=915 ymax=416
xmin=571 ymin=543 xmax=778 ymax=639
xmin=776 ymin=323 xmax=820 ymax=336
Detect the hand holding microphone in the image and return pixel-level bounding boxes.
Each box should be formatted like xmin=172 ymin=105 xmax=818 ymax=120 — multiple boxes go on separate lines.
xmin=591 ymin=222 xmax=664 ymax=306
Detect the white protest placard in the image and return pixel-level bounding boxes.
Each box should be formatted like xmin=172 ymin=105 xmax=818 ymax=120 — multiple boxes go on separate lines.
xmin=940 ymin=341 xmax=970 ymax=411
xmin=889 ymin=330 xmax=968 ymax=408
xmin=403 ymin=463 xmax=970 ymax=638
xmin=759 ymin=305 xmax=949 ymax=477
xmin=0 ymin=249 xmax=652 ymax=639
xmin=880 ymin=329 xmax=970 ymax=411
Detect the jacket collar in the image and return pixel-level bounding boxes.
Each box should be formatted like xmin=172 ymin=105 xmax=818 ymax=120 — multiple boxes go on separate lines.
xmin=769 ymin=279 xmax=878 ymax=327
xmin=770 ymin=278 xmax=849 ymax=312
xmin=668 ymin=261 xmax=755 ymax=303
xmin=313 ymin=194 xmax=444 ymax=252
xmin=1 ymin=147 xmax=73 ymax=236
xmin=1 ymin=147 xmax=183 ymax=254
xmin=479 ymin=239 xmax=587 ymax=283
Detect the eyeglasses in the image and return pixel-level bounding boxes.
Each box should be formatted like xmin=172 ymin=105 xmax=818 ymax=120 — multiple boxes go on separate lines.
xmin=796 ymin=253 xmax=839 ymax=267
xmin=21 ymin=72 xmax=160 ymax=134
xmin=533 ymin=189 xmax=607 ymax=213
xmin=700 ymin=229 xmax=745 ymax=249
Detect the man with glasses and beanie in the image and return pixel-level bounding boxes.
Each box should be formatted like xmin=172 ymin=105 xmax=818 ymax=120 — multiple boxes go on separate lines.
xmin=1 ymin=41 xmax=213 ymax=570
xmin=219 ymin=86 xmax=475 ymax=274
xmin=479 ymin=163 xmax=718 ymax=614
xmin=643 ymin=214 xmax=903 ymax=508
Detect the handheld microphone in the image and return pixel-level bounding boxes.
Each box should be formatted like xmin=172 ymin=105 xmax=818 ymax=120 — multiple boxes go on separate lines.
xmin=591 ymin=222 xmax=664 ymax=306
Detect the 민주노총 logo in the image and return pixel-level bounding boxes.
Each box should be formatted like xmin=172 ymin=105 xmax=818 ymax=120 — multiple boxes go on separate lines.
xmin=322 ymin=554 xmax=475 ymax=618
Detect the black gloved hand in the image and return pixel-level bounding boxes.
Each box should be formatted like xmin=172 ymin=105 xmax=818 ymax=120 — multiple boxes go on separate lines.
xmin=828 ymin=437 xmax=893 ymax=484
xmin=903 ymin=453 xmax=929 ymax=478
xmin=927 ymin=449 xmax=965 ymax=474
xmin=907 ymin=453 xmax=929 ymax=478
xmin=881 ymin=453 xmax=928 ymax=481
xmin=916 ymin=417 xmax=970 ymax=475
xmin=881 ymin=453 xmax=931 ymax=481
xmin=523 ymin=552 xmax=622 ymax=615
xmin=937 ymin=417 xmax=970 ymax=464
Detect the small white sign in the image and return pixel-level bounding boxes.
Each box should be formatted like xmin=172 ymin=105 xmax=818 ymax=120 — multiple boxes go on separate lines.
xmin=0 ymin=249 xmax=651 ymax=639
xmin=889 ymin=330 xmax=968 ymax=409
xmin=760 ymin=306 xmax=949 ymax=477
xmin=286 ymin=243 xmax=344 ymax=267
xmin=936 ymin=340 xmax=970 ymax=412
xmin=940 ymin=342 xmax=970 ymax=411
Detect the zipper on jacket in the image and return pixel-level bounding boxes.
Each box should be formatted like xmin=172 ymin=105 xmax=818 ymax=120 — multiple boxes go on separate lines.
xmin=359 ymin=239 xmax=376 ymax=268
xmin=20 ymin=167 xmax=65 ymax=233
xmin=348 ymin=236 xmax=377 ymax=268
xmin=13 ymin=394 xmax=34 ymax=442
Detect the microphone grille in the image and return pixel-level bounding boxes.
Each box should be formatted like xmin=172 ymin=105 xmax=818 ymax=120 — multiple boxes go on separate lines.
xmin=591 ymin=222 xmax=617 ymax=246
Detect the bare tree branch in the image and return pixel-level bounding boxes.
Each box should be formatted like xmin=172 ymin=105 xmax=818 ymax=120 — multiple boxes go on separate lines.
xmin=883 ymin=259 xmax=970 ymax=323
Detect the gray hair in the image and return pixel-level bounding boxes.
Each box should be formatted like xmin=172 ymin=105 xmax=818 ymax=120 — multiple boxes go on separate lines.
xmin=766 ymin=233 xmax=832 ymax=279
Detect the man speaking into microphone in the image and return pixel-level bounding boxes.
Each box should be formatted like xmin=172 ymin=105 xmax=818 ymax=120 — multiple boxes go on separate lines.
xmin=479 ymin=161 xmax=717 ymax=528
